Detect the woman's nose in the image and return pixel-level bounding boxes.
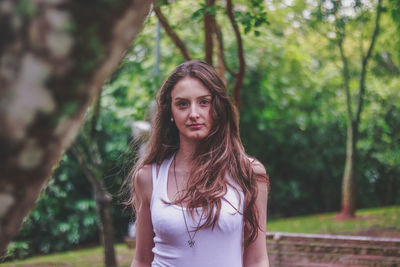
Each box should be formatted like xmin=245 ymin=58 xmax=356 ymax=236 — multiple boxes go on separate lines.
xmin=189 ymin=105 xmax=200 ymax=119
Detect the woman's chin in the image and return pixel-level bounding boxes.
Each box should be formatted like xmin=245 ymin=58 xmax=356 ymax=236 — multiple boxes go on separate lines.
xmin=190 ymin=135 xmax=206 ymax=141
xmin=182 ymin=132 xmax=208 ymax=142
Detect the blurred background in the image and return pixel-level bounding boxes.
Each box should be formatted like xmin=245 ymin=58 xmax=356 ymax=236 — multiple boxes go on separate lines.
xmin=2 ymin=0 xmax=399 ymax=264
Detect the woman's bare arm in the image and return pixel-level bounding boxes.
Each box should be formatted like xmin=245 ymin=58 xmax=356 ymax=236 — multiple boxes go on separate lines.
xmin=131 ymin=165 xmax=155 ymax=267
xmin=243 ymin=161 xmax=270 ymax=267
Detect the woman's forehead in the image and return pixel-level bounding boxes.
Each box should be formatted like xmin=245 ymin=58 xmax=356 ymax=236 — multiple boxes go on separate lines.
xmin=171 ymin=77 xmax=211 ymax=99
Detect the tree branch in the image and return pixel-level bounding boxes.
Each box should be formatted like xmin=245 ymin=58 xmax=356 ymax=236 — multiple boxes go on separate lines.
xmin=226 ymin=0 xmax=245 ymax=109
xmin=90 ymin=94 xmax=101 ymax=140
xmin=204 ymin=0 xmax=215 ymax=65
xmin=214 ymin=21 xmax=235 ymax=77
xmin=338 ymin=35 xmax=353 ymax=123
xmin=71 ymin=144 xmax=103 ymax=192
xmin=355 ymin=0 xmax=382 ymax=126
xmin=153 ymin=5 xmax=192 ymax=61
xmin=358 ymin=23 xmax=365 ymax=62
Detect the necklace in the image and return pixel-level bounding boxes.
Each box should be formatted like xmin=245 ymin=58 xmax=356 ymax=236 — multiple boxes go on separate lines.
xmin=173 ymin=156 xmax=204 ymax=248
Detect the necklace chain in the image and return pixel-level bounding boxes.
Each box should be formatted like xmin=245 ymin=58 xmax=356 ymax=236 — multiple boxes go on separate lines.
xmin=173 ymin=156 xmax=203 ymax=248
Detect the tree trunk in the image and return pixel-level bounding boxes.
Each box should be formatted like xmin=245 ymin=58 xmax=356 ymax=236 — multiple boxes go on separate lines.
xmin=213 ymin=20 xmax=229 ymax=84
xmin=337 ymin=123 xmax=357 ymax=219
xmin=0 ymin=0 xmax=151 ymax=255
xmin=204 ymin=0 xmax=215 ymax=65
xmin=71 ymin=143 xmax=117 ymax=267
xmin=226 ymin=0 xmax=245 ymax=110
xmin=96 ymin=191 xmax=117 ymax=267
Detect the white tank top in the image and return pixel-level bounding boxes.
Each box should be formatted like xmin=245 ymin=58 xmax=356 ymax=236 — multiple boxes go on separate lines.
xmin=150 ymin=155 xmax=244 ymax=267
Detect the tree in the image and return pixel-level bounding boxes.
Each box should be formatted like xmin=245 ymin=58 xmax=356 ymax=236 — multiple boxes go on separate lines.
xmin=153 ymin=0 xmax=267 ymax=109
xmin=0 ymin=0 xmax=151 ymax=256
xmin=334 ymin=0 xmax=383 ymax=219
xmin=309 ymin=0 xmax=383 ymax=219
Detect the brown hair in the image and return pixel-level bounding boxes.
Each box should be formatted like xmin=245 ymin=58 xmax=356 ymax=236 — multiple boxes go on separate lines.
xmin=129 ymin=60 xmax=269 ymax=247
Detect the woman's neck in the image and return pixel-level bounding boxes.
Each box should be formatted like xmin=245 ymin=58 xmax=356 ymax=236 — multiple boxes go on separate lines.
xmin=176 ymin=138 xmax=198 ymax=167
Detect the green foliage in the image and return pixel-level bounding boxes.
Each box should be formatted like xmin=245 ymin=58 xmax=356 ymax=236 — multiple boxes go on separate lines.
xmin=5 ymin=157 xmax=99 ymax=261
xmin=15 ymin=0 xmax=38 ymax=18
xmin=388 ymin=0 xmax=400 ymax=26
xmin=234 ymin=9 xmax=268 ymax=35
xmin=240 ymin=0 xmax=400 ymax=217
xmin=387 ymin=0 xmax=400 ymax=61
xmin=4 ymin=242 xmax=30 ymax=260
xmin=241 ymin=63 xmax=345 ymax=216
xmin=7 ymin=83 xmax=138 ymax=260
xmin=191 ymin=2 xmax=223 ymax=20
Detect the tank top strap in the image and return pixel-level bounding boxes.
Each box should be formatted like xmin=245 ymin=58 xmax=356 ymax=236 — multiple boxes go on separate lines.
xmin=158 ymin=155 xmax=175 ymax=183
xmin=151 ymin=155 xmax=175 ymax=205
xmin=151 ymin=163 xmax=158 ymax=191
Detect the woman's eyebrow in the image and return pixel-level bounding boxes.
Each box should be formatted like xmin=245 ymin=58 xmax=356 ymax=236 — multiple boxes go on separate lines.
xmin=197 ymin=94 xmax=212 ymax=98
xmin=173 ymin=97 xmax=187 ymax=101
xmin=173 ymin=94 xmax=212 ymax=101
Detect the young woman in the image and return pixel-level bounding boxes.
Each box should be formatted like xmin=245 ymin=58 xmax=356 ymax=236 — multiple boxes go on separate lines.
xmin=130 ymin=60 xmax=269 ymax=267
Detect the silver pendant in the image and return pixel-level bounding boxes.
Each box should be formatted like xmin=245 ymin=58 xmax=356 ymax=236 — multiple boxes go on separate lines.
xmin=188 ymin=240 xmax=195 ymax=247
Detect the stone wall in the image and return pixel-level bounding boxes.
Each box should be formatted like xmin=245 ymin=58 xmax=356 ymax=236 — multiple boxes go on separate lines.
xmin=267 ymin=232 xmax=400 ymax=267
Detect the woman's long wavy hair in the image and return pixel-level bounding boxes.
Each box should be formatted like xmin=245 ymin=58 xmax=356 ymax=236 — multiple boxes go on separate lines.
xmin=129 ymin=60 xmax=269 ymax=247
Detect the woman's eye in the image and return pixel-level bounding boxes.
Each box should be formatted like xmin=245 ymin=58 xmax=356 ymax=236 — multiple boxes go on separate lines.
xmin=199 ymin=99 xmax=210 ymax=105
xmin=177 ymin=102 xmax=188 ymax=107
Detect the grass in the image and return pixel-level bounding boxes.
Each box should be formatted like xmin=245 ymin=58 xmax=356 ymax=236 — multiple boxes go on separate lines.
xmin=2 ymin=205 xmax=399 ymax=266
xmin=267 ymin=205 xmax=400 ymax=237
xmin=0 ymin=244 xmax=134 ymax=267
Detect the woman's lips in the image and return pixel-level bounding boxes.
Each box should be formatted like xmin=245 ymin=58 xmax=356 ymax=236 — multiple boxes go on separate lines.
xmin=188 ymin=124 xmax=203 ymax=130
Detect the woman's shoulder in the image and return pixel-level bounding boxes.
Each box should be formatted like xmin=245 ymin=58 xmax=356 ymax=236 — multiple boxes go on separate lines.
xmin=134 ymin=164 xmax=154 ymax=199
xmin=136 ymin=163 xmax=153 ymax=176
xmin=244 ymin=156 xmax=270 ymax=196
xmin=245 ymin=156 xmax=267 ymax=176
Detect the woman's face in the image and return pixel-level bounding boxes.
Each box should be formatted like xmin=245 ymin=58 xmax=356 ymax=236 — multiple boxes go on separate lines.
xmin=170 ymin=77 xmax=213 ymax=143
